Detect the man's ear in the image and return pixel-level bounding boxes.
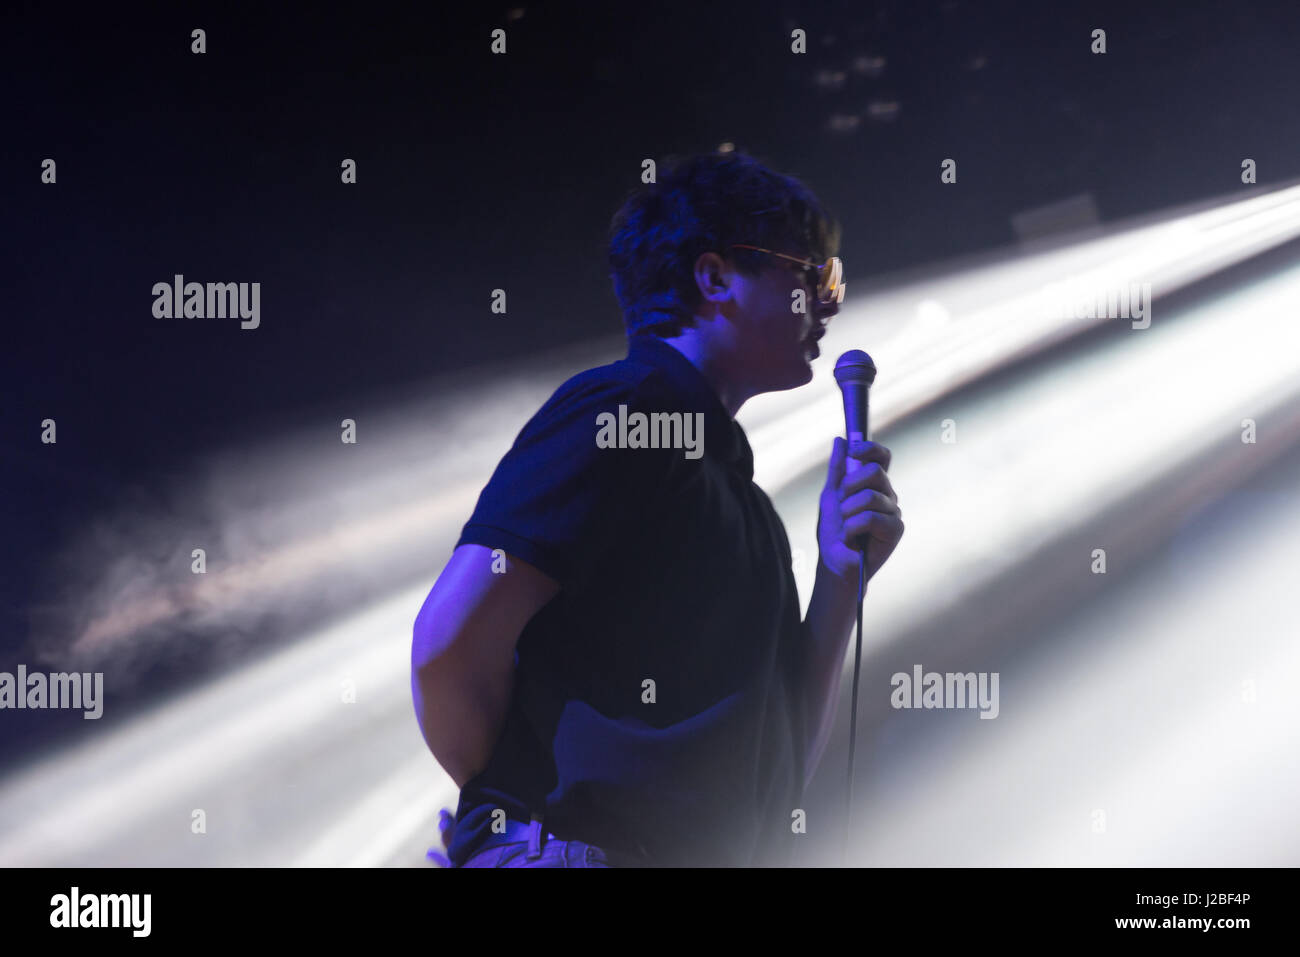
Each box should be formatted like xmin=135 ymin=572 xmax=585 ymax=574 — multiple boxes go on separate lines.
xmin=694 ymin=251 xmax=732 ymax=303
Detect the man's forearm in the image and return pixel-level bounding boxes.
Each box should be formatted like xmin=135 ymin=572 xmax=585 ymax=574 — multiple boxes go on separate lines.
xmin=798 ymin=556 xmax=863 ymax=789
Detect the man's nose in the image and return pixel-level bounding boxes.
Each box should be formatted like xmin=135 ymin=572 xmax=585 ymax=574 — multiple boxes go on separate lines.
xmin=816 ymin=300 xmax=839 ymax=325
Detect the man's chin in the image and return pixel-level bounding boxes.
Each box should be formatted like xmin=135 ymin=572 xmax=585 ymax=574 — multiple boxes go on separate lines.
xmin=786 ymin=355 xmax=815 ymax=389
xmin=758 ymin=349 xmax=817 ymax=394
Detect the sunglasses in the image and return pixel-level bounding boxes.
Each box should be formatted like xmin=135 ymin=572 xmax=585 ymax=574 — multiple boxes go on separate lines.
xmin=728 ymin=244 xmax=846 ymax=307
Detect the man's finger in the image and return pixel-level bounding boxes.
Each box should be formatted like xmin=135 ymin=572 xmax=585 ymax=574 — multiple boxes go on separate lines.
xmin=824 ymin=436 xmax=847 ymax=492
xmin=849 ymin=440 xmax=891 ymax=471
xmin=839 ymin=488 xmax=901 ymax=520
xmin=843 ymin=510 xmax=905 ymax=545
xmin=840 ymin=462 xmax=897 ymax=501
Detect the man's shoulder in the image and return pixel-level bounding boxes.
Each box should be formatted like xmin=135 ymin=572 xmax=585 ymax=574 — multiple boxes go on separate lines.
xmin=534 ymin=352 xmax=679 ymax=424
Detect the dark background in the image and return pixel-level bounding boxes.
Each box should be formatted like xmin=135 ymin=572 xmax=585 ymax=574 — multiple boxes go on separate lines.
xmin=3 ymin=0 xmax=1299 ymax=737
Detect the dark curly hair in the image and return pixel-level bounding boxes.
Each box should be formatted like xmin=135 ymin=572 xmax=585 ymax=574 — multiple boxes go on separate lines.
xmin=606 ymin=150 xmax=842 ymax=339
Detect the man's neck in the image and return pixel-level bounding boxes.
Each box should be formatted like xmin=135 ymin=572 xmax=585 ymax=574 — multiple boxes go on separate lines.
xmin=658 ymin=327 xmax=747 ymax=418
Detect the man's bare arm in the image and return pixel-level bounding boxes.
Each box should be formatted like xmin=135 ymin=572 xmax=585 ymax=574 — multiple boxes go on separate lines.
xmin=799 ymin=558 xmax=861 ymax=790
xmin=411 ymin=545 xmax=559 ymax=788
xmin=801 ymin=437 xmax=903 ymax=790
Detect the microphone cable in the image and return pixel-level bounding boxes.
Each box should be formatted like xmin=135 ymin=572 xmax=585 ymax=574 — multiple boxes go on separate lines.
xmin=843 ymin=546 xmax=866 ymax=864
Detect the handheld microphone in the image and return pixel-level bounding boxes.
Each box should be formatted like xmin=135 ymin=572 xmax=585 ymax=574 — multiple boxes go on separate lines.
xmin=833 ymin=349 xmax=877 ymax=465
xmin=832 ymin=348 xmax=877 ymax=862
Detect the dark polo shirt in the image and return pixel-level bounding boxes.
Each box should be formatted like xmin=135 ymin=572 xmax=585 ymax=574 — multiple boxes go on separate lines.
xmin=446 ymin=334 xmax=807 ymax=867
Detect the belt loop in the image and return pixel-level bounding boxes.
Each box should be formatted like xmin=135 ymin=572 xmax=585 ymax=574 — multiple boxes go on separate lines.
xmin=525 ymin=812 xmax=544 ymax=860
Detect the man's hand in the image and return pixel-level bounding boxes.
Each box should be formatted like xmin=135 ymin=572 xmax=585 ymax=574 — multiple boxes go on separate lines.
xmin=426 ymin=808 xmax=457 ymax=868
xmin=816 ymin=437 xmax=904 ymax=584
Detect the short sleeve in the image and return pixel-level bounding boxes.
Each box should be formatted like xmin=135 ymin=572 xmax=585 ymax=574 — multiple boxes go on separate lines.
xmin=454 ymin=370 xmax=679 ymax=592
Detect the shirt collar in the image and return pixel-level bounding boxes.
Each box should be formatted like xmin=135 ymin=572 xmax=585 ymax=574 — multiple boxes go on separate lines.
xmin=624 ymin=335 xmax=754 ymax=479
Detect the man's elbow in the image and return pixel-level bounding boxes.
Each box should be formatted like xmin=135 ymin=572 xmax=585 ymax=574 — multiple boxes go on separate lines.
xmin=411 ymin=610 xmax=468 ymax=768
xmin=411 ymin=657 xmax=477 ymax=787
xmin=411 ymin=616 xmax=510 ymax=789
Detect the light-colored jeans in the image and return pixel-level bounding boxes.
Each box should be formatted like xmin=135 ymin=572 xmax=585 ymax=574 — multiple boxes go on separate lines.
xmin=457 ymin=817 xmax=616 ymax=868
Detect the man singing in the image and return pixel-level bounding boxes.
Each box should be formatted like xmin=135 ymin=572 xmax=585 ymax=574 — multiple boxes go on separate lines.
xmin=412 ymin=150 xmax=903 ymax=867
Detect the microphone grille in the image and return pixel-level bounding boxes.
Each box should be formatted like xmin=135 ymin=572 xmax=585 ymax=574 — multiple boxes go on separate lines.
xmin=833 ymin=349 xmax=877 ymax=386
